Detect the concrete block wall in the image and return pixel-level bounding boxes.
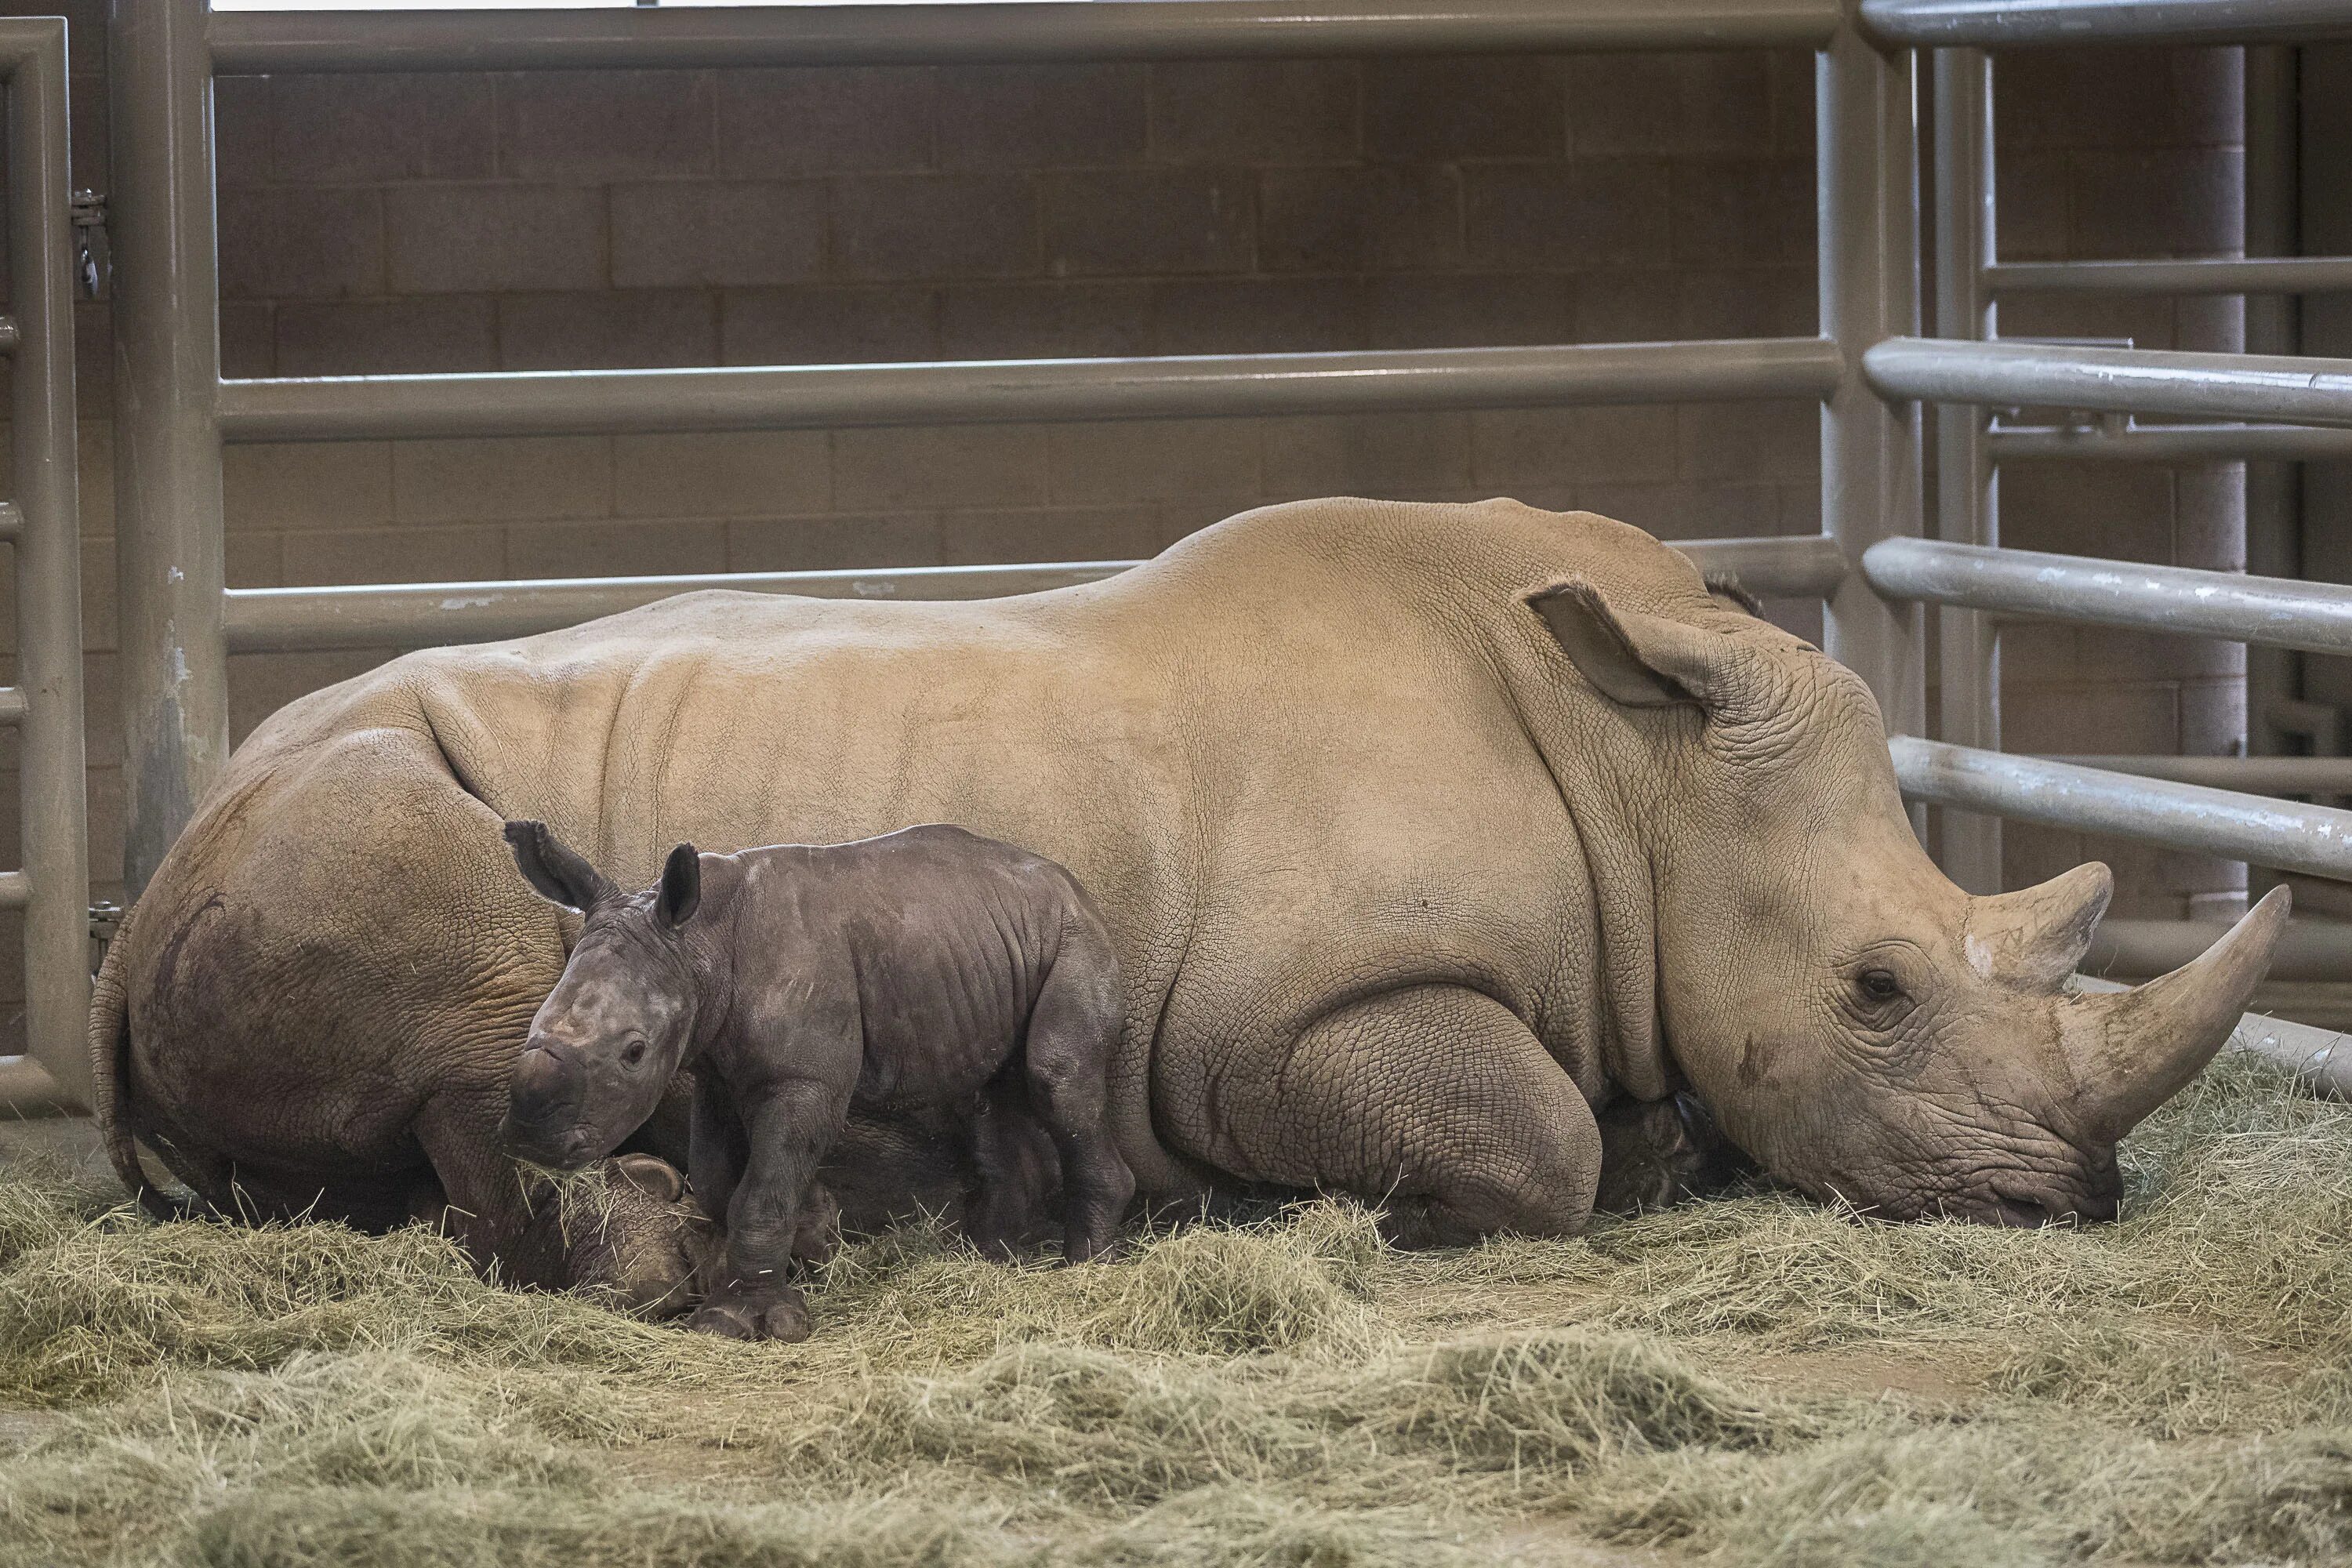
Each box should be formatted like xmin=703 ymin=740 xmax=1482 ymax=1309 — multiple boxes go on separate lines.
xmin=1983 ymin=46 xmax=2249 ymax=919
xmin=0 ymin=4 xmax=2252 ymax=1044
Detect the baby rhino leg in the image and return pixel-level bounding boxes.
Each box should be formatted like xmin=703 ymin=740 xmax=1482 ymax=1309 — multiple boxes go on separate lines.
xmin=1021 ymin=916 xmax=1136 ymax=1263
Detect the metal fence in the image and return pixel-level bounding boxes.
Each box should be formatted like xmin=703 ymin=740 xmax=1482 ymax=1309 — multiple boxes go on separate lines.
xmin=57 ymin=0 xmax=2352 ymax=1114
xmin=0 ymin=16 xmax=91 ymax=1114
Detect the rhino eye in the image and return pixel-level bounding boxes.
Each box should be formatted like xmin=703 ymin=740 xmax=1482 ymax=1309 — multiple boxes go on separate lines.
xmin=620 ymin=1038 xmax=648 ymax=1069
xmin=1857 ymin=970 xmax=1905 ymax=1006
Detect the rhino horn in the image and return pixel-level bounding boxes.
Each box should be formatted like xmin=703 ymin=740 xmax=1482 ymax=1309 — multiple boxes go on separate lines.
xmin=1967 ymin=862 xmax=2114 ymax=990
xmin=2064 ymin=885 xmax=2290 ymax=1142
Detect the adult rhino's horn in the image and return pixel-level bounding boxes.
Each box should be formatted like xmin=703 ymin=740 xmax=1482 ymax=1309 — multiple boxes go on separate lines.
xmin=2067 ymin=885 xmax=2290 ymax=1141
xmin=1968 ymin=862 xmax=2114 ymax=991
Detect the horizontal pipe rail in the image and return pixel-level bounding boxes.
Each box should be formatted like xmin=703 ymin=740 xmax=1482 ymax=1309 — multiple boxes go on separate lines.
xmin=2042 ymin=755 xmax=2352 ymax=793
xmin=1862 ymin=0 xmax=2352 ymax=47
xmin=2071 ymin=974 xmax=2352 ymax=1101
xmin=218 ymin=338 xmax=1842 ymax=444
xmin=209 ymin=0 xmax=1838 ymax=74
xmin=1864 ymin=538 xmax=2352 ymax=654
xmin=1991 ymin=423 xmax=2352 ymax=461
xmin=1864 ymin=336 xmax=2352 ymax=429
xmin=1890 ymin=737 xmax=2352 ymax=882
xmin=2088 ymin=917 xmax=2352 ymax=982
xmin=1986 ymin=257 xmax=2352 ymax=296
xmin=222 ymin=533 xmax=1842 ymax=654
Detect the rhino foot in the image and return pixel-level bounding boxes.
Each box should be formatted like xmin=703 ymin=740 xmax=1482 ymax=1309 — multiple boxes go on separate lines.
xmin=688 ymin=1283 xmax=811 ymax=1343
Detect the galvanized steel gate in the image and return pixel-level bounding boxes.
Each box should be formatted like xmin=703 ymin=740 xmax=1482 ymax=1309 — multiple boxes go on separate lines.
xmin=48 ymin=0 xmax=2352 ymax=1114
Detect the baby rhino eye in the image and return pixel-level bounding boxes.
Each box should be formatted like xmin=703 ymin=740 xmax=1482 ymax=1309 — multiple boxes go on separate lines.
xmin=621 ymin=1039 xmax=648 ymax=1069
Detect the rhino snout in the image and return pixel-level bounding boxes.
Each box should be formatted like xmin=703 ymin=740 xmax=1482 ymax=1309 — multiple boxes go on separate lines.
xmin=501 ymin=1040 xmax=593 ymax=1167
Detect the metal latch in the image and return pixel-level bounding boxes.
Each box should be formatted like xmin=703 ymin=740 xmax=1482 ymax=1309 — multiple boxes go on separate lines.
xmin=71 ymin=190 xmax=109 ymax=300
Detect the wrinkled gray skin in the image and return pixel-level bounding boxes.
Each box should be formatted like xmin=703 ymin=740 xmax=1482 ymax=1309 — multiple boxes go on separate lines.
xmin=499 ymin=819 xmax=1136 ymax=1341
xmin=90 ymin=499 xmax=2286 ymax=1301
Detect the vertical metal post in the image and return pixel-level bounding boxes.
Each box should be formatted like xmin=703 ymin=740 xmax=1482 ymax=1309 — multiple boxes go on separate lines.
xmin=2244 ymin=43 xmax=2300 ymax=882
xmin=1820 ymin=7 xmax=1926 ymax=737
xmin=1932 ymin=45 xmax=2001 ymax=891
xmin=109 ymin=0 xmax=227 ymax=895
xmin=8 ymin=22 xmax=91 ymax=1109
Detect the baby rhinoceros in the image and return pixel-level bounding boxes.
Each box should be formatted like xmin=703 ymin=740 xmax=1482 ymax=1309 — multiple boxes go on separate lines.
xmin=498 ymin=820 xmax=1138 ymax=1341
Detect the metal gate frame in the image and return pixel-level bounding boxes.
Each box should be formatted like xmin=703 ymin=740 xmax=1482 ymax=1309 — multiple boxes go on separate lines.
xmin=85 ymin=0 xmax=2352 ymax=1099
xmin=0 ymin=16 xmax=91 ymax=1115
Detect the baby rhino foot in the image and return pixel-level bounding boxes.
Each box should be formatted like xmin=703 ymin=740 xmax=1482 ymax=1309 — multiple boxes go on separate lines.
xmin=688 ymin=1283 xmax=811 ymax=1343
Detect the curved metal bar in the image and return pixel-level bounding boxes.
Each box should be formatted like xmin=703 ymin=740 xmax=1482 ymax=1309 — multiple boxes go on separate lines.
xmin=1862 ymin=0 xmax=2352 ymax=49
xmin=1864 ymin=337 xmax=2352 ymax=430
xmin=209 ymin=0 xmax=1841 ymax=74
xmin=1863 ymin=537 xmax=2352 ymax=655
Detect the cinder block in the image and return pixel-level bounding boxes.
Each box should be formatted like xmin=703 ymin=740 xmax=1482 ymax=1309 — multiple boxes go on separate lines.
xmin=80 ymin=652 xmax=121 ymax=766
xmin=1572 ymin=481 xmax=1780 ymax=540
xmin=225 ymin=442 xmax=397 ymax=533
xmin=78 ymin=537 xmax=116 ymax=653
xmin=1996 ymin=49 xmax=2245 ymax=152
xmin=1675 ymin=268 xmax=1817 ymax=339
xmin=1147 ymin=61 xmax=1359 ymax=165
xmin=1998 ymin=463 xmax=2176 ymax=564
xmin=2002 ymin=681 xmax=2180 ymax=756
xmin=1675 ymin=401 xmax=1819 ymax=485
xmin=226 ymin=531 xmax=285 ymax=589
xmin=728 ymin=513 xmax=944 ymax=572
xmin=498 ymin=69 xmax=715 ymax=180
xmin=831 ymin=173 xmax=1039 ymax=281
xmin=613 ymin=431 xmax=831 ymax=518
xmin=281 ymin=524 xmax=510 ymax=587
xmin=385 ymin=185 xmax=607 ymax=294
xmin=1363 ymin=56 xmax=1562 ymax=162
xmin=1573 ymin=269 xmax=1683 ymax=343
xmin=86 ymin=766 xmax=125 ymax=897
xmin=1040 ymin=169 xmax=1253 ymax=276
xmin=2070 ymin=626 xmax=2245 ymax=684
xmin=938 ymin=281 xmax=1153 ymax=359
xmin=1561 ymin=53 xmax=1769 ymax=158
xmin=1974 ymin=292 xmax=2176 ymax=351
xmin=1047 ymin=419 xmax=1261 ymax=505
xmin=1670 ymin=159 xmax=1813 ymax=267
xmin=1260 ymin=412 xmax=1473 ymax=495
xmin=1469 ymin=405 xmax=1679 ymax=491
xmin=220 ymin=301 xmax=276 ymax=379
xmin=1363 ymin=274 xmax=1575 ymax=350
xmin=723 ymin=285 xmax=938 ymax=365
xmin=1463 ymin=162 xmax=1668 ymax=270
xmin=833 ymin=425 xmax=1053 ymax=510
xmin=213 ymin=75 xmax=271 ymax=185
xmin=937 ymin=65 xmax=1148 ymax=169
xmin=2065 ymin=148 xmax=2245 ymax=258
xmin=506 ymin=519 xmax=728 ymax=579
xmin=1152 ymin=278 xmax=1365 ymax=354
xmin=611 ymin=181 xmax=825 ymax=289
xmin=273 ymin=73 xmax=495 ymax=183
xmin=69 ymin=67 xmax=111 ymax=210
xmin=498 ymin=291 xmax=720 ymax=369
xmin=74 ymin=419 xmax=114 ymax=542
xmin=1259 ymin=167 xmax=1462 ymax=273
xmin=1993 ymin=151 xmax=2071 ymax=261
xmin=276 ymin=298 xmax=500 ymax=376
xmin=937 ymin=505 xmax=1167 ymax=565
xmin=717 ymin=67 xmax=936 ymax=178
xmin=219 ymin=187 xmax=385 ymax=299
xmin=394 ymin=437 xmax=614 ymax=524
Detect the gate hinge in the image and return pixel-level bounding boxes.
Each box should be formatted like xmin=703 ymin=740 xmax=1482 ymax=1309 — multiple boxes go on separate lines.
xmin=70 ymin=190 xmax=109 ymax=300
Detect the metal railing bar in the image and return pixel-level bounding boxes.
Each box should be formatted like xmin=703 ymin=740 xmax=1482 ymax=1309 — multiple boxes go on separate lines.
xmin=0 ymin=688 xmax=30 ymax=725
xmin=0 ymin=501 xmax=23 ymax=544
xmin=209 ymin=0 xmax=1840 ymax=74
xmin=0 ymin=871 xmax=30 ymax=910
xmin=1864 ymin=336 xmax=2352 ymax=429
xmin=217 ymin=338 xmax=1844 ymax=445
xmin=2039 ymin=754 xmax=2352 ymax=792
xmin=0 ymin=316 xmax=16 ymax=354
xmin=222 ymin=533 xmax=1844 ymax=655
xmin=2088 ymin=916 xmax=2352 ymax=982
xmin=1986 ymin=257 xmax=2352 ymax=296
xmin=1991 ymin=423 xmax=2352 ymax=461
xmin=1864 ymin=537 xmax=2352 ymax=654
xmin=1889 ymin=736 xmax=2352 ymax=882
xmin=1862 ymin=0 xmax=2352 ymax=48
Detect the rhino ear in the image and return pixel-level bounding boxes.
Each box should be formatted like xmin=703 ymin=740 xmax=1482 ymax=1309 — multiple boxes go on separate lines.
xmin=656 ymin=842 xmax=701 ymax=929
xmin=504 ymin=819 xmax=615 ymax=913
xmin=1526 ymin=576 xmax=1733 ymax=712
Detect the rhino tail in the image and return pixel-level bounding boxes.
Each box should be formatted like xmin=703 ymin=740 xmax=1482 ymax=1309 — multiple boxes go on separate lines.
xmin=89 ymin=902 xmax=199 ymax=1221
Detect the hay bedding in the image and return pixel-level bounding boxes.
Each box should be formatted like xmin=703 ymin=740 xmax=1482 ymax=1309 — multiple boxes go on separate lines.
xmin=3 ymin=1054 xmax=2350 ymax=1566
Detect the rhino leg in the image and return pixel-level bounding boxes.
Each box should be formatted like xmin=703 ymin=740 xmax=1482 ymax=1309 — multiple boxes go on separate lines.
xmin=1210 ymin=985 xmax=1602 ymax=1247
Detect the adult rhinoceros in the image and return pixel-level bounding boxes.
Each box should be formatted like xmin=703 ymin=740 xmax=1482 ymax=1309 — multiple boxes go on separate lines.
xmin=91 ymin=498 xmax=2285 ymax=1293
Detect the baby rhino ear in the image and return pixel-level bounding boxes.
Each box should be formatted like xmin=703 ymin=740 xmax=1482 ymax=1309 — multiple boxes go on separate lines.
xmin=504 ymin=820 xmax=615 ymax=912
xmin=1524 ymin=575 xmax=1741 ymax=713
xmin=656 ymin=842 xmax=701 ymax=928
